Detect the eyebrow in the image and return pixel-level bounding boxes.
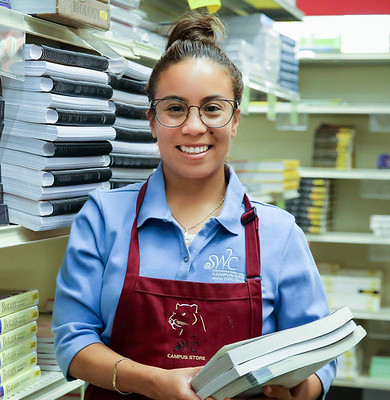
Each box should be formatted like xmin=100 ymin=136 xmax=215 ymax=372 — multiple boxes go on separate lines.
xmin=157 ymin=95 xmax=230 ymax=102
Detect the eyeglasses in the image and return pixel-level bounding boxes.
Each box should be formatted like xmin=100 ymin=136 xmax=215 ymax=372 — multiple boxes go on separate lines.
xmin=150 ymin=98 xmax=238 ymax=128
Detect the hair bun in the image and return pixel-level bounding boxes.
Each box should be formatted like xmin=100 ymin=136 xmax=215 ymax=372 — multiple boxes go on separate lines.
xmin=166 ymin=11 xmax=225 ymax=50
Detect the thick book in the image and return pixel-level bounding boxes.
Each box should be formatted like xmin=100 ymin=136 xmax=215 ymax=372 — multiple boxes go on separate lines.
xmin=7 ymin=209 xmax=77 ymax=231
xmin=3 ymin=194 xmax=89 ymax=217
xmin=3 ymin=89 xmax=111 ymax=111
xmin=110 ymin=141 xmax=159 ymax=156
xmin=0 ymin=322 xmax=38 ymax=352
xmin=111 ymin=167 xmax=155 ymax=180
xmin=231 ymin=160 xmax=300 ymax=172
xmin=0 ymin=290 xmax=39 ymax=318
xmin=109 ymin=74 xmax=147 ymax=94
xmin=113 ymin=101 xmax=148 ymax=119
xmin=3 ymin=119 xmax=116 ymax=141
xmin=3 ymin=76 xmax=113 ymax=100
xmin=2 ymin=178 xmax=110 ymax=201
xmin=5 ymin=103 xmax=116 ymax=125
xmin=1 ymin=135 xmax=113 ymax=157
xmin=0 ymin=365 xmax=41 ymax=399
xmin=0 ymin=148 xmax=110 ymax=170
xmin=0 ymin=306 xmax=39 ymax=335
xmin=109 ymin=154 xmax=160 ymax=169
xmin=2 ymin=164 xmax=112 ymax=187
xmin=114 ymin=117 xmax=150 ymax=130
xmin=0 ymin=337 xmax=37 ymax=369
xmin=191 ymin=307 xmax=353 ymax=391
xmin=23 ymin=44 xmax=109 ymax=72
xmin=0 ymin=351 xmax=37 ymax=384
xmin=124 ymin=59 xmax=152 ymax=81
xmin=114 ymin=127 xmax=155 ymax=143
xmin=13 ymin=60 xmax=109 ymax=84
xmin=111 ymin=89 xmax=149 ymax=106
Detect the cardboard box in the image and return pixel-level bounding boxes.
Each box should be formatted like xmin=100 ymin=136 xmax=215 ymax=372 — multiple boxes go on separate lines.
xmin=39 ymin=0 xmax=110 ymax=31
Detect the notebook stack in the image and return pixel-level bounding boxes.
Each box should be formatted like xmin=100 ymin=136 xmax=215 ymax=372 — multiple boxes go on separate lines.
xmin=0 ymin=289 xmax=40 ymax=398
xmin=312 ymin=123 xmax=356 ymax=169
xmin=1 ymin=44 xmax=116 ymax=231
xmin=286 ymin=178 xmax=334 ymax=234
xmin=108 ymin=59 xmax=160 ymax=189
xmin=36 ymin=313 xmax=59 ymax=373
xmin=278 ymin=34 xmax=299 ymax=93
xmin=231 ymin=159 xmax=300 ymax=195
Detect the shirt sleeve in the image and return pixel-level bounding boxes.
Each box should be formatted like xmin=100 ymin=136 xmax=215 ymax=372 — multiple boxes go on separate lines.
xmin=275 ymin=221 xmax=337 ymax=397
xmin=52 ymin=193 xmax=107 ymax=380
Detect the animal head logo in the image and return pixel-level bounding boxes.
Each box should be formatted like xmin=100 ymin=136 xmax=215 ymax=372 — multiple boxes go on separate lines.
xmin=168 ymin=303 xmax=206 ymax=336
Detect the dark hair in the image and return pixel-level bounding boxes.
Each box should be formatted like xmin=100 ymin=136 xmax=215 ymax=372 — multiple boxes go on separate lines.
xmin=145 ymin=11 xmax=243 ymax=103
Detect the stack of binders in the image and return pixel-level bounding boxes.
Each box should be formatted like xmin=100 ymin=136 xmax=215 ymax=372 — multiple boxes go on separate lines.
xmin=0 ymin=289 xmax=40 ymax=398
xmin=0 ymin=44 xmax=116 ymax=231
xmin=286 ymin=178 xmax=334 ymax=234
xmin=278 ymin=34 xmax=300 ymax=93
xmin=108 ymin=59 xmax=160 ymax=189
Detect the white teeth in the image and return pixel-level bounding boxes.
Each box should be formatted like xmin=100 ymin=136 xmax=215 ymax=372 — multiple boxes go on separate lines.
xmin=180 ymin=145 xmax=209 ymax=154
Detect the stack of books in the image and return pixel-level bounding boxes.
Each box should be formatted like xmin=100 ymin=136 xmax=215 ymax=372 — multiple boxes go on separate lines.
xmin=312 ymin=124 xmax=356 ymax=169
xmin=108 ymin=60 xmax=160 ymax=189
xmin=0 ymin=289 xmax=41 ymax=398
xmin=190 ymin=307 xmax=366 ymax=400
xmin=318 ymin=263 xmax=382 ymax=312
xmin=1 ymin=44 xmax=116 ymax=231
xmin=370 ymin=214 xmax=390 ymax=237
xmin=286 ymin=178 xmax=334 ymax=234
xmin=278 ymin=34 xmax=299 ymax=93
xmin=231 ymin=159 xmax=300 ymax=195
xmin=36 ymin=313 xmax=59 ymax=373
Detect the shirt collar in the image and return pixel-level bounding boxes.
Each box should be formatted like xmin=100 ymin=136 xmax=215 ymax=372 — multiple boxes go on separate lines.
xmin=137 ymin=162 xmax=247 ymax=235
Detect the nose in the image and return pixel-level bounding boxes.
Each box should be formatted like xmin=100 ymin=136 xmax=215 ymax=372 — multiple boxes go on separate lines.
xmin=181 ymin=106 xmax=208 ymax=135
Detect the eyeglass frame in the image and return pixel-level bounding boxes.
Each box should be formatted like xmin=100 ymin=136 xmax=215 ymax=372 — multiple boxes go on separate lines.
xmin=149 ymin=97 xmax=239 ymax=128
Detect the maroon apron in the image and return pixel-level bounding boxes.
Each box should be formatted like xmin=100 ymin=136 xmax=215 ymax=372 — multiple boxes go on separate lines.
xmin=85 ymin=182 xmax=263 ymax=399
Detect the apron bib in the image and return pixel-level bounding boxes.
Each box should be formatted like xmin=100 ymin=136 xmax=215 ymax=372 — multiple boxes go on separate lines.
xmin=85 ymin=182 xmax=263 ymax=399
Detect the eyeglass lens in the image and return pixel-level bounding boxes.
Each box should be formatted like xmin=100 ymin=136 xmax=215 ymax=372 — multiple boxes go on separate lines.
xmin=154 ymin=99 xmax=236 ymax=128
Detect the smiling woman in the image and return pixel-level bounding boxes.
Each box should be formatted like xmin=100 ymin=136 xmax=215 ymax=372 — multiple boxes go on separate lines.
xmin=52 ymin=10 xmax=337 ymax=400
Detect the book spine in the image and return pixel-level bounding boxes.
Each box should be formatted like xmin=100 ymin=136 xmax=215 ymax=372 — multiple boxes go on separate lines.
xmin=49 ymin=196 xmax=89 ymax=216
xmin=51 ymin=168 xmax=112 ymax=186
xmin=0 ymin=183 xmax=3 ymax=204
xmin=0 ymin=352 xmax=37 ymax=384
xmin=113 ymin=102 xmax=148 ymax=119
xmin=0 ymin=323 xmax=38 ymax=352
xmin=115 ymin=127 xmax=156 ymax=143
xmin=0 ymin=307 xmax=39 ymax=335
xmin=109 ymin=73 xmax=146 ymax=94
xmin=51 ymin=78 xmax=113 ymax=100
xmin=52 ymin=141 xmax=113 ymax=157
xmin=55 ymin=109 xmax=116 ymax=125
xmin=41 ymin=45 xmax=109 ymax=71
xmin=109 ymin=155 xmax=160 ymax=168
xmin=0 ymin=365 xmax=41 ymax=398
xmin=0 ymin=291 xmax=39 ymax=318
xmin=0 ymin=337 xmax=37 ymax=369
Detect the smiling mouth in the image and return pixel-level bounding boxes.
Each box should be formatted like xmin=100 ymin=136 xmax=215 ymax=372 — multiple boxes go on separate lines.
xmin=178 ymin=145 xmax=211 ymax=154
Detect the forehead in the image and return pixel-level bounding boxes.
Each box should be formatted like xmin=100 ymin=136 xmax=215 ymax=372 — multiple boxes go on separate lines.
xmin=154 ymin=58 xmax=234 ymax=100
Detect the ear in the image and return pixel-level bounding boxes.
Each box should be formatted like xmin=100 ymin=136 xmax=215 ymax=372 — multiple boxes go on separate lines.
xmin=190 ymin=304 xmax=198 ymax=312
xmin=231 ymin=108 xmax=241 ymax=138
xmin=146 ymin=108 xmax=157 ymax=138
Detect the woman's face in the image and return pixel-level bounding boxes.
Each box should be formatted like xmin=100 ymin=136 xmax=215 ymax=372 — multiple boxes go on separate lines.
xmin=148 ymin=58 xmax=240 ymax=183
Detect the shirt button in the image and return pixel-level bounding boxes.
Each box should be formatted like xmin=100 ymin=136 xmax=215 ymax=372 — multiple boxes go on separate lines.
xmin=184 ymin=256 xmax=189 ymax=263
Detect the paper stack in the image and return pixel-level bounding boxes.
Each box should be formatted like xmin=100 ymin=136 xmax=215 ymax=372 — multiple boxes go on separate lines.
xmin=36 ymin=313 xmax=59 ymax=373
xmin=191 ymin=307 xmax=366 ymax=400
xmin=108 ymin=60 xmax=160 ymax=189
xmin=278 ymin=34 xmax=299 ymax=93
xmin=0 ymin=289 xmax=41 ymax=398
xmin=370 ymin=214 xmax=390 ymax=237
xmin=232 ymin=159 xmax=300 ymax=195
xmin=318 ymin=263 xmax=382 ymax=312
xmin=1 ymin=44 xmax=116 ymax=231
xmin=286 ymin=178 xmax=334 ymax=234
xmin=312 ymin=123 xmax=356 ymax=169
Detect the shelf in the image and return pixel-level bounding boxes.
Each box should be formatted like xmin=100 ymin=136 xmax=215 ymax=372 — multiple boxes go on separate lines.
xmin=0 ymin=225 xmax=70 ymax=249
xmin=333 ymin=375 xmax=390 ymax=391
xmin=298 ymin=51 xmax=390 ymax=64
xmin=299 ymin=168 xmax=390 ymax=180
xmin=248 ymin=80 xmax=300 ymax=102
xmin=248 ymin=101 xmax=390 ymax=115
xmin=306 ymin=232 xmax=390 ymax=245
xmin=9 ymin=371 xmax=84 ymax=400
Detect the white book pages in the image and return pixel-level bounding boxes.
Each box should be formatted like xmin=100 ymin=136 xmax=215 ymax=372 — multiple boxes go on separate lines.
xmin=111 ymin=89 xmax=149 ymax=106
xmin=1 ymin=164 xmax=55 ymax=186
xmin=3 ymin=89 xmax=111 ymax=111
xmin=7 ymin=208 xmax=77 ymax=231
xmin=0 ymin=148 xmax=110 ymax=170
xmin=125 ymin=59 xmax=152 ymax=81
xmin=1 ymin=135 xmax=60 ymax=156
xmin=114 ymin=117 xmax=150 ymax=130
xmin=10 ymin=0 xmax=57 ymax=13
xmin=2 ymin=76 xmax=54 ymax=92
xmin=3 ymin=194 xmax=56 ymax=216
xmin=5 ymin=103 xmax=58 ymax=124
xmin=3 ymin=120 xmax=116 ymax=141
xmin=2 ymin=177 xmax=110 ymax=201
xmin=12 ymin=60 xmax=109 ymax=84
xmin=109 ymin=140 xmax=159 ymax=155
xmin=110 ymin=167 xmax=155 ymax=179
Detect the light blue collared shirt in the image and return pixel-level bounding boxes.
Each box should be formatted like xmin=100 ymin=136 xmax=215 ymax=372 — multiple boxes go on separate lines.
xmin=53 ymin=163 xmax=336 ymax=396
